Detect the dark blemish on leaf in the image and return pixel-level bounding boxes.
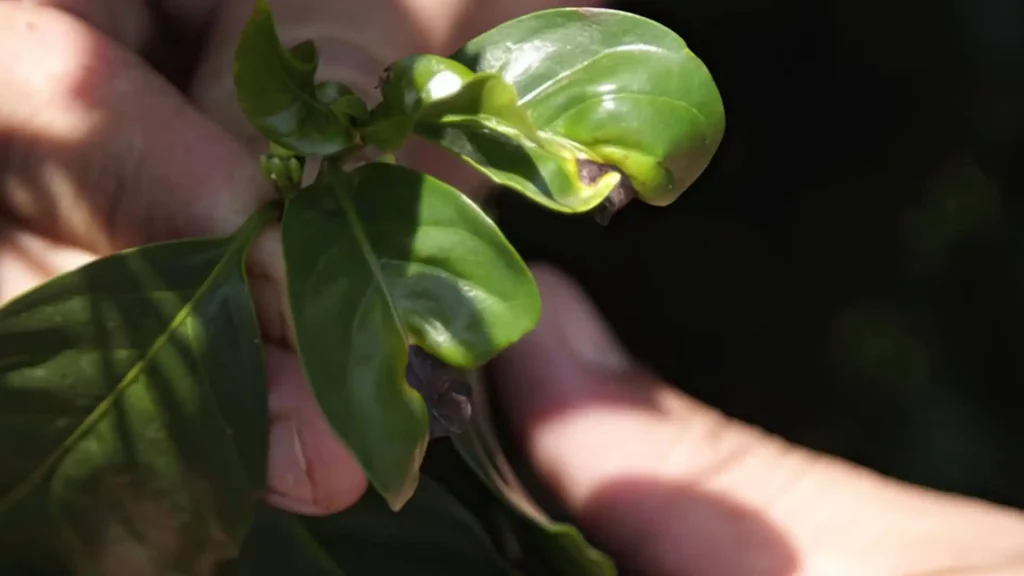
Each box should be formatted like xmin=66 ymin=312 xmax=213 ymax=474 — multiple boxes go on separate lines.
xmin=405 ymin=345 xmax=473 ymax=439
xmin=577 ymin=159 xmax=636 ymax=225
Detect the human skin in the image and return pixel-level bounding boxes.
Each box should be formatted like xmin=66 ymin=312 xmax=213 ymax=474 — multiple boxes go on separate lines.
xmin=1 ymin=1 xmax=1023 ymax=574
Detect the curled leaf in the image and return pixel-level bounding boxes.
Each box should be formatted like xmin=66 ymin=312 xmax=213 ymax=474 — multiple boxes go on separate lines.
xmin=453 ymin=8 xmax=725 ymax=208
xmin=366 ymin=9 xmax=724 ymax=215
xmin=366 ymin=54 xmax=620 ymax=213
xmin=234 ymin=0 xmax=357 ymax=155
xmin=316 ymin=81 xmax=370 ymax=126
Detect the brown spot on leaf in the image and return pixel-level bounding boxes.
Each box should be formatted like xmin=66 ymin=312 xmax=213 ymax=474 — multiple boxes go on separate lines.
xmin=577 ymin=159 xmax=636 ymax=225
xmin=406 ymin=345 xmax=473 ymax=438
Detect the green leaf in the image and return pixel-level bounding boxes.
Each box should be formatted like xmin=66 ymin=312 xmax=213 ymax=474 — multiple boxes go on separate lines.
xmin=454 ymin=371 xmax=617 ymax=576
xmin=231 ymin=504 xmax=346 ymax=576
xmin=368 ymin=8 xmax=725 ymax=214
xmin=454 ymin=7 xmax=725 ymax=208
xmin=316 ymin=81 xmax=370 ymax=126
xmin=282 ymin=161 xmax=540 ymax=510
xmin=234 ymin=0 xmax=357 ymax=155
xmin=301 ymin=474 xmax=515 ymax=575
xmin=0 ymin=203 xmax=277 ymax=574
xmin=232 ymin=476 xmax=513 ymax=575
xmin=365 ymin=54 xmax=614 ymax=214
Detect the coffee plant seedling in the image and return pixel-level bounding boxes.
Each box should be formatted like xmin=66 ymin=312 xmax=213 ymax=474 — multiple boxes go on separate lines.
xmin=0 ymin=1 xmax=724 ymax=574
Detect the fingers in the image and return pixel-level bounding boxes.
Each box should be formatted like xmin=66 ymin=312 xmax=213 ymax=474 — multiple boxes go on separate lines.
xmin=490 ymin=264 xmax=1024 ymax=576
xmin=0 ymin=2 xmax=271 ymax=257
xmin=265 ymin=345 xmax=368 ymax=516
xmin=0 ymin=3 xmax=369 ymax=520
xmin=21 ymin=0 xmax=154 ymax=51
xmin=21 ymin=0 xmax=223 ymax=51
xmin=0 ymin=217 xmax=95 ymax=303
xmin=490 ymin=264 xmax=799 ymax=575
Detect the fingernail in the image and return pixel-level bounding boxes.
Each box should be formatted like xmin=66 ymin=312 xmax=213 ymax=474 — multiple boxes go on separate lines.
xmin=267 ymin=418 xmax=313 ymax=504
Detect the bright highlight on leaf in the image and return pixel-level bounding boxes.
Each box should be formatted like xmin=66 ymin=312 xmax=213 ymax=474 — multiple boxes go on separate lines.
xmin=450 ymin=8 xmax=726 ymax=210
xmin=361 ymin=9 xmax=725 ymax=217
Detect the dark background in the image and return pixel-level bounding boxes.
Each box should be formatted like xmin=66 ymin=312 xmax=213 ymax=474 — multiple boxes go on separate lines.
xmin=494 ymin=0 xmax=1024 ymax=507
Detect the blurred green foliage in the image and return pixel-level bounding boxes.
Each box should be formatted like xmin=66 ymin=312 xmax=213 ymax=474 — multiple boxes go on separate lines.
xmin=495 ymin=0 xmax=1024 ymax=507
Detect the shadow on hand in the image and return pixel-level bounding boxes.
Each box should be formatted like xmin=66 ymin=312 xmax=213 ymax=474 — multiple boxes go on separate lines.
xmin=583 ymin=477 xmax=799 ymax=576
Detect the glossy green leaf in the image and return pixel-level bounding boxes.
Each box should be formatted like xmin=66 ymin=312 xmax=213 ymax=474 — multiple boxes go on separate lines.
xmin=454 ymin=371 xmax=616 ymax=576
xmin=369 ymin=8 xmax=724 ymax=214
xmin=454 ymin=7 xmax=725 ymax=208
xmin=234 ymin=0 xmax=357 ymax=155
xmin=0 ymin=204 xmax=277 ymax=574
xmin=282 ymin=161 xmax=540 ymax=510
xmin=364 ymin=55 xmax=534 ymax=150
xmin=366 ymin=54 xmax=616 ymax=214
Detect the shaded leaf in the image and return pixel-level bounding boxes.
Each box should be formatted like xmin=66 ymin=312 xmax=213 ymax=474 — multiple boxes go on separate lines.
xmin=300 ymin=474 xmax=515 ymax=575
xmin=231 ymin=478 xmax=513 ymax=575
xmin=0 ymin=204 xmax=277 ymax=574
xmin=316 ymin=81 xmax=370 ymax=126
xmin=281 ymin=161 xmax=540 ymax=510
xmin=230 ymin=504 xmax=345 ymax=576
xmin=234 ymin=0 xmax=356 ymax=155
xmin=454 ymin=372 xmax=616 ymax=576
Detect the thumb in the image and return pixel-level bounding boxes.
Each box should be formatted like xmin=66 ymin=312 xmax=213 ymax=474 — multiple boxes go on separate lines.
xmin=489 ymin=264 xmax=1024 ymax=576
xmin=490 ymin=264 xmax=802 ymax=575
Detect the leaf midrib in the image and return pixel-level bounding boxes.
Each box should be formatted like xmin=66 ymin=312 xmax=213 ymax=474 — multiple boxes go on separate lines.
xmin=333 ymin=170 xmax=408 ymax=345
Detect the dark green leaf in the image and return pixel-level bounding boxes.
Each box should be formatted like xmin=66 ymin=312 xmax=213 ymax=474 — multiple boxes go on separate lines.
xmin=230 ymin=504 xmax=345 ymax=576
xmin=282 ymin=161 xmax=540 ymax=510
xmin=0 ymin=204 xmax=277 ymax=574
xmin=234 ymin=0 xmax=356 ymax=155
xmin=300 ymin=474 xmax=515 ymax=575
xmin=454 ymin=372 xmax=616 ymax=576
xmin=232 ymin=477 xmax=512 ymax=576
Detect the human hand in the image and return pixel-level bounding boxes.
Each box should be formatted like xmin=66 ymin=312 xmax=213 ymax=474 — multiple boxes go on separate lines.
xmin=0 ymin=0 xmax=599 ymax=518
xmin=10 ymin=3 xmax=1018 ymax=575
xmin=487 ymin=263 xmax=1024 ymax=576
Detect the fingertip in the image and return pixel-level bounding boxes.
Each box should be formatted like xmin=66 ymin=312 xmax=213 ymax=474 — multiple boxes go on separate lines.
xmin=492 ymin=263 xmax=641 ymax=429
xmin=265 ymin=345 xmax=368 ymax=516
